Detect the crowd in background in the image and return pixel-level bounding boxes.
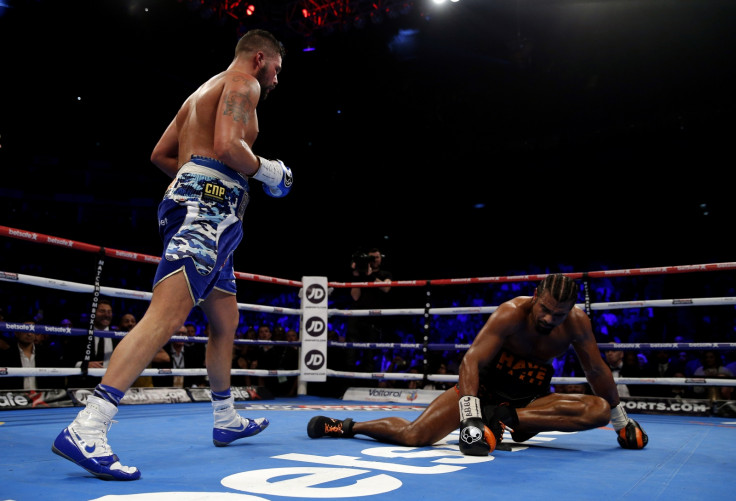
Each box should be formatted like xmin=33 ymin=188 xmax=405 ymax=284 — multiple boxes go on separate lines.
xmin=1 ymin=261 xmax=735 ymax=402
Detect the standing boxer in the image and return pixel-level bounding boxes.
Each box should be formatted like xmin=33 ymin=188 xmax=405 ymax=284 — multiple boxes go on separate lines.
xmin=308 ymin=274 xmax=648 ymax=454
xmin=53 ymin=29 xmax=293 ymax=480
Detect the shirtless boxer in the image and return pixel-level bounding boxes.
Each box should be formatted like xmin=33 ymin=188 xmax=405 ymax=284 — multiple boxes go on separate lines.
xmin=53 ymin=29 xmax=292 ymax=480
xmin=308 ymin=274 xmax=648 ymax=455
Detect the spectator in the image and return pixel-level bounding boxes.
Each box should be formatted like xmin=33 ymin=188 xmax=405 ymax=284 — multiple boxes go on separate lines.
xmin=90 ymin=299 xmax=116 ymax=367
xmin=419 ymin=361 xmax=452 ymax=391
xmin=432 ymin=361 xmax=454 ymax=391
xmin=121 ymin=313 xmax=170 ymax=388
xmin=619 ymin=350 xmax=647 ymax=397
xmin=65 ymin=298 xmax=118 ymax=387
xmin=117 ymin=313 xmax=137 ymax=333
xmin=154 ymin=325 xmax=205 ymax=388
xmin=276 ymin=328 xmax=300 ymax=397
xmin=54 ymin=318 xmax=75 ymax=367
xmin=725 ymin=351 xmax=736 ymax=377
xmin=0 ymin=320 xmax=65 ymax=389
xmin=232 ymin=327 xmax=257 ymax=387
xmin=668 ymin=366 xmax=692 ymax=401
xmin=406 ymin=365 xmax=423 ymax=390
xmin=642 ymin=350 xmax=686 ymax=398
xmin=346 ymin=248 xmax=393 ymax=373
xmin=272 ymin=324 xmax=286 ymax=343
xmin=692 ymin=350 xmax=734 ymax=401
xmin=556 ymin=383 xmax=591 ymax=394
xmin=252 ymin=325 xmax=281 ymax=395
xmin=604 ymin=349 xmax=631 ymax=397
xmin=186 ymin=321 xmax=207 ymax=369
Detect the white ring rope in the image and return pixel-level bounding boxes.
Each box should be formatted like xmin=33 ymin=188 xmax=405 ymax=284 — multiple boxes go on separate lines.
xmin=319 ymin=369 xmax=736 ymax=386
xmin=2 ymin=322 xmax=733 ymax=352
xmin=0 ymin=271 xmax=153 ymax=301
xmin=0 ymin=272 xmax=299 ymax=315
xmin=3 ymin=271 xmax=735 ymax=316
xmin=0 ymin=322 xmax=302 ymax=352
xmin=333 ymin=297 xmax=736 ymax=317
xmin=3 ymin=367 xmax=300 ymax=378
xmin=4 ymin=366 xmax=733 ymax=387
xmin=2 ymin=226 xmax=735 ymax=391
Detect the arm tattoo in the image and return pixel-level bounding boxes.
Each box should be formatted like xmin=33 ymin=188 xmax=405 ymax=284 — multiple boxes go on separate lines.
xmin=223 ymin=90 xmax=253 ymax=124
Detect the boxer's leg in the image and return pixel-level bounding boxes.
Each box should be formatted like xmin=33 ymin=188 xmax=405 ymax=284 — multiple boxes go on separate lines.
xmin=308 ymin=387 xmax=461 ymax=447
xmin=51 ymin=271 xmax=193 ymax=481
xmin=512 ymin=393 xmax=610 ymax=438
xmin=201 ymin=288 xmax=269 ymax=446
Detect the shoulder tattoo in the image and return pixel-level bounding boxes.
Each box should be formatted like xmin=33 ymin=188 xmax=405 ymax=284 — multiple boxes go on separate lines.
xmin=223 ymin=89 xmax=254 ymax=124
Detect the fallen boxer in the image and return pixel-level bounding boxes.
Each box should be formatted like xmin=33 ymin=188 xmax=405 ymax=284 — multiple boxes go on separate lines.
xmin=307 ymin=274 xmax=648 ymax=454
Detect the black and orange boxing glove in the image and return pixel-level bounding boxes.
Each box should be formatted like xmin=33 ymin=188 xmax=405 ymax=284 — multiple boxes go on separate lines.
xmin=458 ymin=395 xmax=496 ymax=456
xmin=610 ymin=403 xmax=648 ymax=449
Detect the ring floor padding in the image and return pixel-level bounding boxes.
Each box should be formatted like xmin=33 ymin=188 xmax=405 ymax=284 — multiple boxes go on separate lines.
xmin=1 ymin=395 xmax=733 ymax=501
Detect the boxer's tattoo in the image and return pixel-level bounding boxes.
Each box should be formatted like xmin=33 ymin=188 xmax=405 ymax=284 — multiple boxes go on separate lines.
xmin=223 ymin=91 xmax=253 ymax=124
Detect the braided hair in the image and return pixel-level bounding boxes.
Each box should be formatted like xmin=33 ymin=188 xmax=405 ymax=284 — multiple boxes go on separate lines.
xmin=536 ymin=274 xmax=579 ymax=303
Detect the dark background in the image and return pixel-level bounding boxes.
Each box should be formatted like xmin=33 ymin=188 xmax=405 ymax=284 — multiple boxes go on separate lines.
xmin=1 ymin=0 xmax=734 ymax=283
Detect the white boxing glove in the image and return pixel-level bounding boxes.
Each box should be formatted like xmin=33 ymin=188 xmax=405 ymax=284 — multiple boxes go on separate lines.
xmin=254 ymin=156 xmax=293 ymax=198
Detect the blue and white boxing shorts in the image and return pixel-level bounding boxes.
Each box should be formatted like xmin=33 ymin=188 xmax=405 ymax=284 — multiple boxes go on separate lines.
xmin=153 ymin=155 xmax=249 ymax=305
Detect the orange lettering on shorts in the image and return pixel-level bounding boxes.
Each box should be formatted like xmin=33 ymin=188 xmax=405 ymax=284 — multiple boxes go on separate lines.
xmin=498 ymin=351 xmax=515 ymax=369
xmin=512 ymin=360 xmax=526 ymax=371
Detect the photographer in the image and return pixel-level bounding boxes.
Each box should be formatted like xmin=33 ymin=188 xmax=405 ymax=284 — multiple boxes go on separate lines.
xmin=350 ymin=248 xmax=392 ymax=302
xmin=346 ymin=248 xmax=393 ymax=376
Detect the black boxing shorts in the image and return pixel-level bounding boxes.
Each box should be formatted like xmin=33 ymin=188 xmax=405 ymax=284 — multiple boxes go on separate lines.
xmin=476 ymin=347 xmax=553 ymax=408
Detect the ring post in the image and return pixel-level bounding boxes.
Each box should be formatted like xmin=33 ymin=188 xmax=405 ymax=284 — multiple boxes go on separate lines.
xmin=299 ymin=277 xmax=329 ymax=392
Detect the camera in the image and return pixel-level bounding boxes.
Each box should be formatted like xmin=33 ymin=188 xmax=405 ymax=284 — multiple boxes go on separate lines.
xmin=352 ymin=251 xmax=376 ymax=275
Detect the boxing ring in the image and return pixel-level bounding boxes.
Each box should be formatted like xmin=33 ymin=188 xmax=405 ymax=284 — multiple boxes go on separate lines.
xmin=2 ymin=399 xmax=734 ymax=500
xmin=1 ymin=225 xmax=736 ymax=500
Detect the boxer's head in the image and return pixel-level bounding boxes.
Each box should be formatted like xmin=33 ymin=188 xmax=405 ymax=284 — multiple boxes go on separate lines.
xmin=235 ymin=29 xmax=285 ymax=100
xmin=531 ymin=274 xmax=578 ymax=334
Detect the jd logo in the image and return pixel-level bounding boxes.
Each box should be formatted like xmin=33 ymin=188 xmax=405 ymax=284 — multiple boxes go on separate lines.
xmin=305 ymin=317 xmax=326 ymax=337
xmin=304 ymin=350 xmax=324 ymax=370
xmin=305 ymin=284 xmax=326 ymax=304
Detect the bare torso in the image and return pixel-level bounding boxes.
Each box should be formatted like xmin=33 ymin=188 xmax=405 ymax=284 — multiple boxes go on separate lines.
xmin=350 ymin=292 xmax=619 ymax=446
xmin=500 ymin=296 xmax=584 ymax=364
xmin=175 ymin=70 xmax=260 ymax=170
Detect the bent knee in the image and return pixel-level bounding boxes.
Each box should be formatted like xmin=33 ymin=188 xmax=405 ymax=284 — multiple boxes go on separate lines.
xmin=401 ymin=424 xmax=438 ymax=447
xmin=588 ymin=396 xmax=612 ymax=427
